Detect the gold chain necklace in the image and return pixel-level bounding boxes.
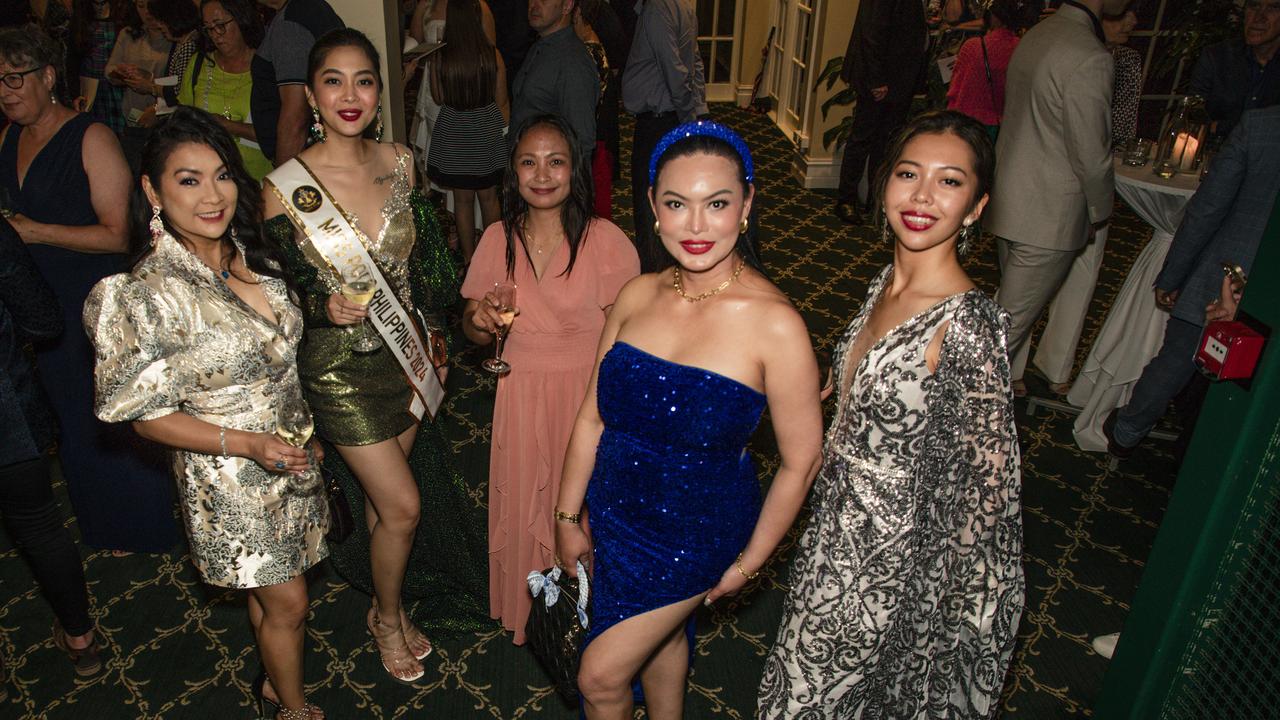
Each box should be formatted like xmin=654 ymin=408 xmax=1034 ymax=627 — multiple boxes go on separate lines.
xmin=673 ymin=260 xmax=746 ymax=302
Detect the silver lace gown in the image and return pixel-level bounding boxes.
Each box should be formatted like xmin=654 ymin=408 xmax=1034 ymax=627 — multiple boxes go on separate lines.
xmin=758 ymin=265 xmax=1024 ymax=719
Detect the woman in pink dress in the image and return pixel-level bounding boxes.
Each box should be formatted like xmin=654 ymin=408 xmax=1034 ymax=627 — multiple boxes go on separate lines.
xmin=461 ymin=114 xmax=639 ymax=644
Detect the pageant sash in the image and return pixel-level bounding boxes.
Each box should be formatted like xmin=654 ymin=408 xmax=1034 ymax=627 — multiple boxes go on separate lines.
xmin=266 ymin=158 xmax=445 ymax=420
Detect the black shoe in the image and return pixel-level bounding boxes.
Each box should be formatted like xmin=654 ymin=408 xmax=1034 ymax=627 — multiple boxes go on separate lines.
xmin=1102 ymin=409 xmax=1137 ymax=459
xmin=834 ymin=201 xmax=862 ymax=225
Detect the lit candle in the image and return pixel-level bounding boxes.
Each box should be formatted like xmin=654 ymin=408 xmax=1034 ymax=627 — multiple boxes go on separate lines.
xmin=1170 ymin=132 xmax=1200 ymax=171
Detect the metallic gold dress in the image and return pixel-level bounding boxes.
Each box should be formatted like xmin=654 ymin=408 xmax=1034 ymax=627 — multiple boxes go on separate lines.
xmin=758 ymin=265 xmax=1024 ymax=719
xmin=84 ymin=233 xmax=329 ymax=589
xmin=266 ymin=148 xmax=490 ymax=631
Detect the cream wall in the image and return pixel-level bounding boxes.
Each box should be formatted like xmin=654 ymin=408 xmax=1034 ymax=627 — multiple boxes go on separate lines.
xmin=328 ymin=0 xmax=408 ymax=144
xmin=734 ymin=0 xmax=857 ymax=188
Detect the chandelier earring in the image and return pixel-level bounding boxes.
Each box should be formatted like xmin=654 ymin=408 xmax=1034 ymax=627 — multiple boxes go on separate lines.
xmin=958 ymin=221 xmax=976 ymax=256
xmin=879 ymin=209 xmax=891 ymax=242
xmin=149 ymin=205 xmax=164 ymax=244
xmin=310 ymin=106 xmax=326 ymax=143
xmin=374 ymin=105 xmax=384 ymax=142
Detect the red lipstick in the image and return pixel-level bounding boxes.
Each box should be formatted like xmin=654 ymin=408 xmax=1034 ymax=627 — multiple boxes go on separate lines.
xmin=337 ymin=109 xmax=362 ymax=122
xmin=899 ymin=211 xmax=938 ymax=232
xmin=679 ymin=240 xmax=714 ymax=255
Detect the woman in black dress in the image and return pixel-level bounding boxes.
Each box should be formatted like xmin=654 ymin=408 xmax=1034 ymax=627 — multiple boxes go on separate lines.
xmin=0 ymin=25 xmax=176 ymax=554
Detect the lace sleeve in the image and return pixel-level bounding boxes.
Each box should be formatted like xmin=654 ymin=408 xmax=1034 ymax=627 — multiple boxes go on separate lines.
xmin=928 ymin=294 xmax=1024 ymax=718
xmin=408 ymin=189 xmax=461 ymax=350
xmin=264 ymin=214 xmax=335 ymax=329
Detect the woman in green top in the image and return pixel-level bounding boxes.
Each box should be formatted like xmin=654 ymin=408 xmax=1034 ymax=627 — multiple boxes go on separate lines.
xmin=177 ymin=0 xmax=272 ymax=180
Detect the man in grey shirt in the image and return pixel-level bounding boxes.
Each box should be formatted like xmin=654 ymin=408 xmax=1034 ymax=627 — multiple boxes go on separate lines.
xmin=622 ymin=0 xmax=707 ymax=271
xmin=511 ymin=0 xmax=600 ymax=164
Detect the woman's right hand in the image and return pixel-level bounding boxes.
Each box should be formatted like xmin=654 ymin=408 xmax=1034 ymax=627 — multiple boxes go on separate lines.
xmin=555 ymin=520 xmax=592 ymax=578
xmin=246 ymin=432 xmax=310 ymax=475
xmin=325 ymin=292 xmax=368 ymax=326
xmin=468 ymin=290 xmax=516 ymax=335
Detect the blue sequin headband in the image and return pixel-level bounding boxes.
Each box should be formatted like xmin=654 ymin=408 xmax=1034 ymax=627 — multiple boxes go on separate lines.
xmin=648 ymin=120 xmax=755 ymax=186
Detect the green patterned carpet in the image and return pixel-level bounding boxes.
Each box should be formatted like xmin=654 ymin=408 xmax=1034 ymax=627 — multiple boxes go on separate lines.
xmin=0 ymin=106 xmax=1178 ymax=718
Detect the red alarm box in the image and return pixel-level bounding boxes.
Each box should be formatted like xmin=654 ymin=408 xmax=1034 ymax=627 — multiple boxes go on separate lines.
xmin=1196 ymin=321 xmax=1265 ymax=381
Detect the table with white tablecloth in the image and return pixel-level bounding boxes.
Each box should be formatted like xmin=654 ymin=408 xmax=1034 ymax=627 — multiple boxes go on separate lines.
xmin=1067 ymin=158 xmax=1200 ymax=452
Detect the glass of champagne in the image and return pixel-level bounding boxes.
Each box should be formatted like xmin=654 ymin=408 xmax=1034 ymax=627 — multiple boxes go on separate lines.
xmin=341 ymin=264 xmax=382 ymax=353
xmin=482 ymin=281 xmax=517 ymax=374
xmin=274 ymin=390 xmax=314 ymax=472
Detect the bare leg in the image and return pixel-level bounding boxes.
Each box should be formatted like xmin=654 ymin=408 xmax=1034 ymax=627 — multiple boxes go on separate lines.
xmin=477 ymin=186 xmax=500 ymax=234
xmin=248 ymin=577 xmax=320 ymax=717
xmin=577 ymin=593 xmax=705 ymax=720
xmin=336 ymin=425 xmax=423 ymax=680
xmin=452 ymin=188 xmax=477 ymax=263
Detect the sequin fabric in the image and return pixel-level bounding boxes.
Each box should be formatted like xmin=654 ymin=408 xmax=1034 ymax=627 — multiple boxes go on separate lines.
xmin=84 ymin=233 xmax=329 ymax=589
xmin=584 ymin=342 xmax=766 ymax=649
xmin=266 ymin=152 xmax=460 ymax=447
xmin=758 ymin=265 xmax=1024 ymax=719
xmin=267 ymin=181 xmax=486 ymax=632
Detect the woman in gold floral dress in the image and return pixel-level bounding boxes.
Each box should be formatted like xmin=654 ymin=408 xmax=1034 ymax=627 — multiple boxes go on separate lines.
xmin=262 ymin=29 xmax=487 ymax=685
xmin=85 ymin=107 xmax=328 ymax=720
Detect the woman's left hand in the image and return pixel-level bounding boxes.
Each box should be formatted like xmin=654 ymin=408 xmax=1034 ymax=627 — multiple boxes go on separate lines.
xmin=6 ymin=213 xmax=35 ymax=243
xmin=704 ymin=563 xmax=751 ymax=605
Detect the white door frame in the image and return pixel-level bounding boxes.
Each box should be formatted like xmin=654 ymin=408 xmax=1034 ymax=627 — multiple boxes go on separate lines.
xmin=700 ymin=0 xmax=745 ymax=102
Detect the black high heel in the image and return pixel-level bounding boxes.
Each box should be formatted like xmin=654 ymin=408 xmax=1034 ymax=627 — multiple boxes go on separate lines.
xmin=252 ymin=668 xmax=279 ymax=718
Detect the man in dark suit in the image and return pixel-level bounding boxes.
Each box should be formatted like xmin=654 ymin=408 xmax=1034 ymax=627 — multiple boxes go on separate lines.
xmin=1105 ymin=106 xmax=1280 ymax=457
xmin=834 ymin=0 xmax=928 ymax=225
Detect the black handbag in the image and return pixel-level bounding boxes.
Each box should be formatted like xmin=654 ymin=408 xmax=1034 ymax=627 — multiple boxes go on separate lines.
xmin=323 ymin=468 xmax=354 ymax=544
xmin=525 ymin=563 xmax=591 ymax=702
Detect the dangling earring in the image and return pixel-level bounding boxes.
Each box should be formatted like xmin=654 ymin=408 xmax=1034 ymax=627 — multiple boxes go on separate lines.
xmin=959 ymin=221 xmax=976 ymax=256
xmin=149 ymin=205 xmax=164 ymax=244
xmin=879 ymin=209 xmax=890 ymax=242
xmin=653 ymin=220 xmax=661 ymax=236
xmin=374 ymin=105 xmax=384 ymax=142
xmin=739 ymin=217 xmax=749 ymax=234
xmin=310 ymin=106 xmax=326 ymax=143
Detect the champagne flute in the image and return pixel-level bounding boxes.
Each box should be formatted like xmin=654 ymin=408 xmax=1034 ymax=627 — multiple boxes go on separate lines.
xmin=482 ymin=281 xmax=517 ymax=374
xmin=0 ymin=185 xmax=13 ymax=218
xmin=341 ymin=264 xmax=382 ymax=353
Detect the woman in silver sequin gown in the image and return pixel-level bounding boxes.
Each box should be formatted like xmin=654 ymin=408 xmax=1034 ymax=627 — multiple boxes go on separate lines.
xmin=758 ymin=111 xmax=1024 ymax=720
xmin=86 ymin=108 xmax=328 ymax=719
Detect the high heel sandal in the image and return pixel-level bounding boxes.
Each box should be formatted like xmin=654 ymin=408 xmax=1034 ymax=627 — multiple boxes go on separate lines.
xmin=399 ymin=607 xmax=433 ymax=661
xmin=252 ymin=669 xmax=324 ymax=720
xmin=366 ymin=607 xmax=425 ymax=684
xmin=52 ymin=621 xmax=102 ymax=677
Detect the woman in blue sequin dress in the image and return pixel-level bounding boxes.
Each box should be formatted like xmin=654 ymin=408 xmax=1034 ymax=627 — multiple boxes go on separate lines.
xmin=758 ymin=111 xmax=1023 ymax=719
xmin=554 ymin=121 xmax=825 ymax=719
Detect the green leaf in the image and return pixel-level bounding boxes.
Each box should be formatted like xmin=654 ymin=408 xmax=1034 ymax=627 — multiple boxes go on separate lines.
xmin=820 ymin=86 xmax=855 ymax=121
xmin=823 ymin=117 xmax=854 ymax=151
xmin=814 ymin=56 xmax=846 ymax=92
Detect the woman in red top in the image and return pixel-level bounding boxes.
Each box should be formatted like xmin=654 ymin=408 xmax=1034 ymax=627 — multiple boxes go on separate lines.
xmin=946 ymin=0 xmax=1040 ymax=137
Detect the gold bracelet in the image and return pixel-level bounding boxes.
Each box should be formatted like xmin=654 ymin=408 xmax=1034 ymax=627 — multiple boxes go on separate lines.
xmin=735 ymin=552 xmax=759 ymax=580
xmin=554 ymin=509 xmax=581 ymax=524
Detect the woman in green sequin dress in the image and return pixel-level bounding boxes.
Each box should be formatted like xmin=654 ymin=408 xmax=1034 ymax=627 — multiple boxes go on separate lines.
xmin=262 ymin=29 xmax=487 ymax=685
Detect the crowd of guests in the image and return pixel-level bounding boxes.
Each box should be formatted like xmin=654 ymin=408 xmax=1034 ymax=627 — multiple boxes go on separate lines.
xmin=0 ymin=0 xmax=1276 ymax=718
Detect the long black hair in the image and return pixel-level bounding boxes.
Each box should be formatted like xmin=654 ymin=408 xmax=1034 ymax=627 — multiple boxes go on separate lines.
xmin=649 ymin=133 xmax=765 ymax=274
xmin=872 ymin=109 xmax=996 ymax=221
xmin=148 ymin=0 xmax=200 ymax=38
xmin=129 ymin=105 xmax=283 ymax=279
xmin=500 ymin=114 xmax=594 ymax=278
xmin=433 ymin=0 xmax=496 ymax=110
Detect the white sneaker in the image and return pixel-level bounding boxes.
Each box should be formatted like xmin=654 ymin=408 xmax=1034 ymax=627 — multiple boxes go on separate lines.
xmin=1092 ymin=632 xmax=1120 ymax=660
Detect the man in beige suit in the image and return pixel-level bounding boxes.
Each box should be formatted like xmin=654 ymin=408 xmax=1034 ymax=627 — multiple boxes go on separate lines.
xmin=985 ymin=0 xmax=1127 ymax=394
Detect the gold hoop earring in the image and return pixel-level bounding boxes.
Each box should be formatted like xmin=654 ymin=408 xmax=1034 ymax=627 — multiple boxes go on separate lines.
xmin=310 ymin=106 xmax=326 ymax=143
xmin=739 ymin=217 xmax=749 ymax=234
xmin=653 ymin=220 xmax=661 ymax=236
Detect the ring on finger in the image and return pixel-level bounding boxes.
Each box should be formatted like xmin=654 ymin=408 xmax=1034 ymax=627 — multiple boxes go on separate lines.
xmin=274 ymin=458 xmax=287 ymax=470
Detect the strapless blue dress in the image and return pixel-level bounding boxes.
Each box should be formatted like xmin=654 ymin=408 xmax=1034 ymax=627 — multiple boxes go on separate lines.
xmin=584 ymin=342 xmax=768 ymax=655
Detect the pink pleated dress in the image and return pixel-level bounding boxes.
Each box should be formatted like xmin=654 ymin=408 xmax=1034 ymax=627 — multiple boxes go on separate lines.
xmin=461 ymin=219 xmax=639 ymax=644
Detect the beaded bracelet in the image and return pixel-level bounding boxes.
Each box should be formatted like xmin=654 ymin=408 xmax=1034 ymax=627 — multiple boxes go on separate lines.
xmin=219 ymin=426 xmax=229 ymax=458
